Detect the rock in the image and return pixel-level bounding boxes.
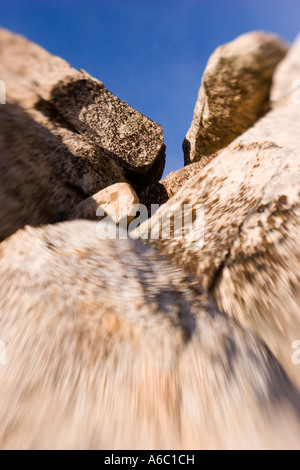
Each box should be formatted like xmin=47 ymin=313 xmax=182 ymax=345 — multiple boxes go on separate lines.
xmin=69 ymin=183 xmax=139 ymax=226
xmin=140 ymin=154 xmax=215 ymax=210
xmin=0 ymin=220 xmax=300 ymax=449
xmin=214 ymin=187 xmax=300 ymax=389
xmin=138 ymin=34 xmax=300 ymax=386
xmin=138 ymin=141 xmax=297 ymax=289
xmin=0 ymin=29 xmax=165 ymax=186
xmin=140 ymin=144 xmax=300 ymax=389
xmin=0 ymin=103 xmax=127 ymax=242
xmin=183 ymin=31 xmax=288 ymax=165
xmin=271 ymin=34 xmax=300 ymax=105
xmin=0 ymin=29 xmax=165 ymax=240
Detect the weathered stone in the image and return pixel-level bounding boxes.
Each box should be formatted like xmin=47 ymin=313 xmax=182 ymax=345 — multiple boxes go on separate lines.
xmin=0 ymin=29 xmax=165 ymax=240
xmin=140 ymin=154 xmax=215 ymax=210
xmin=0 ymin=220 xmax=300 ymax=449
xmin=69 ymin=182 xmax=139 ymax=225
xmin=138 ymin=34 xmax=300 ymax=387
xmin=139 ymin=139 xmax=300 ymax=389
xmin=0 ymin=103 xmax=127 ymax=241
xmin=271 ymin=34 xmax=300 ymax=105
xmin=0 ymin=29 xmax=165 ymax=185
xmin=183 ymin=31 xmax=288 ymax=164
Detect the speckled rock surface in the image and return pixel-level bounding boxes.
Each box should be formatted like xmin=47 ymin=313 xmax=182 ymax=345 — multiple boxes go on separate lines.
xmin=0 ymin=29 xmax=165 ymax=240
xmin=1 ymin=220 xmax=300 ymax=449
xmin=69 ymin=182 xmax=139 ymax=225
xmin=137 ymin=35 xmax=300 ymax=388
xmin=0 ymin=29 xmax=165 ymax=185
xmin=140 ymin=154 xmax=215 ymax=210
xmin=183 ymin=31 xmax=288 ymax=165
xmin=0 ymin=27 xmax=300 ymax=449
xmin=0 ymin=103 xmax=127 ymax=242
xmin=139 ymin=141 xmax=300 ymax=388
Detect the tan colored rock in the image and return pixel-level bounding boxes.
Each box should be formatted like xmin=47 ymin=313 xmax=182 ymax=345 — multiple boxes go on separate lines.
xmin=183 ymin=31 xmax=288 ymax=164
xmin=139 ymin=139 xmax=300 ymax=389
xmin=0 ymin=103 xmax=127 ymax=242
xmin=0 ymin=220 xmax=300 ymax=449
xmin=271 ymin=34 xmax=300 ymax=105
xmin=0 ymin=29 xmax=165 ymax=241
xmin=140 ymin=154 xmax=215 ymax=210
xmin=69 ymin=183 xmax=139 ymax=226
xmin=138 ymin=33 xmax=300 ymax=387
xmin=0 ymin=29 xmax=165 ymax=185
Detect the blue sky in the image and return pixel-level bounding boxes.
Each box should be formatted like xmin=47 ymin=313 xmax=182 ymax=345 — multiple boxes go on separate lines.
xmin=0 ymin=0 xmax=299 ymax=175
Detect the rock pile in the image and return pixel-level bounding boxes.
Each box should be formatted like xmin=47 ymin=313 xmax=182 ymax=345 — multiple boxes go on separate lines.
xmin=0 ymin=29 xmax=300 ymax=450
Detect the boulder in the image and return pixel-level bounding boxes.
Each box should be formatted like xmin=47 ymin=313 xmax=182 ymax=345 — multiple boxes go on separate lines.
xmin=137 ymin=36 xmax=300 ymax=388
xmin=140 ymin=154 xmax=215 ymax=210
xmin=0 ymin=29 xmax=165 ymax=240
xmin=69 ymin=182 xmax=139 ymax=225
xmin=271 ymin=34 xmax=300 ymax=105
xmin=183 ymin=31 xmax=288 ymax=164
xmin=0 ymin=220 xmax=300 ymax=449
xmin=0 ymin=29 xmax=165 ymax=185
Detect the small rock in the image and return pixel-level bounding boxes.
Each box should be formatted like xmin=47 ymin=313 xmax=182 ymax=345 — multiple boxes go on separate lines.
xmin=69 ymin=183 xmax=139 ymax=226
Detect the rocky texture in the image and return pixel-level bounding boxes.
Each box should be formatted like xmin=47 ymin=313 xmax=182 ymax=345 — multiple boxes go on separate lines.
xmin=0 ymin=27 xmax=300 ymax=450
xmin=0 ymin=29 xmax=165 ymax=241
xmin=138 ymin=34 xmax=300 ymax=389
xmin=139 ymin=143 xmax=300 ymax=388
xmin=0 ymin=220 xmax=300 ymax=449
xmin=183 ymin=31 xmax=288 ymax=165
xmin=69 ymin=182 xmax=139 ymax=225
xmin=271 ymin=34 xmax=300 ymax=105
xmin=140 ymin=154 xmax=215 ymax=210
xmin=0 ymin=29 xmax=165 ymax=185
xmin=138 ymin=141 xmax=298 ymax=288
xmin=0 ymin=103 xmax=126 ymax=242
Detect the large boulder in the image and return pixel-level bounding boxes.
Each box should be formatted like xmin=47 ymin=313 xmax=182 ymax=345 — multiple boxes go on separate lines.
xmin=138 ymin=35 xmax=300 ymax=389
xmin=0 ymin=29 xmax=165 ymax=241
xmin=271 ymin=34 xmax=300 ymax=105
xmin=0 ymin=220 xmax=300 ymax=449
xmin=183 ymin=31 xmax=288 ymax=164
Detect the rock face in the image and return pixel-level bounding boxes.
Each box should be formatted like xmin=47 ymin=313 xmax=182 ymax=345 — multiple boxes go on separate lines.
xmin=271 ymin=34 xmax=300 ymax=105
xmin=69 ymin=182 xmax=139 ymax=225
xmin=140 ymin=154 xmax=215 ymax=210
xmin=0 ymin=29 xmax=165 ymax=241
xmin=0 ymin=27 xmax=300 ymax=450
xmin=138 ymin=35 xmax=300 ymax=390
xmin=0 ymin=220 xmax=300 ymax=450
xmin=183 ymin=31 xmax=288 ymax=165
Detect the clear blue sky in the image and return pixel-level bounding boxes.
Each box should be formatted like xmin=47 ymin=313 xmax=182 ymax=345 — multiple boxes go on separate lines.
xmin=0 ymin=0 xmax=299 ymax=175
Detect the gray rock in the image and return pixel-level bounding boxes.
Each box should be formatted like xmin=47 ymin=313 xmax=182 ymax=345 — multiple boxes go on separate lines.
xmin=183 ymin=31 xmax=288 ymax=165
